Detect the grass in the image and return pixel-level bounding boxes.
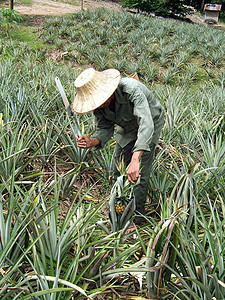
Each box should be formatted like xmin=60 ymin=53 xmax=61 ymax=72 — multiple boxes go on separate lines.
xmin=18 ymin=0 xmax=33 ymax=5
xmin=60 ymin=0 xmax=80 ymax=5
xmin=11 ymin=27 xmax=46 ymax=48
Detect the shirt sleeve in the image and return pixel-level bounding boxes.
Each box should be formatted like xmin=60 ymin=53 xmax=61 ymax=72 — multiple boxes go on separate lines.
xmin=129 ymin=87 xmax=155 ymax=152
xmin=93 ymin=109 xmax=114 ymax=149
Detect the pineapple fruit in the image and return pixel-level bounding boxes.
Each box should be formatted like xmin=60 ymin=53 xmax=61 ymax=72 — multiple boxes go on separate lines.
xmin=114 ymin=195 xmax=129 ymax=215
xmin=112 ymin=175 xmax=133 ymax=216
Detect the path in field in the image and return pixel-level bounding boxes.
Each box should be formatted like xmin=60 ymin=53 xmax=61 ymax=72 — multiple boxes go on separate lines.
xmin=14 ymin=0 xmax=120 ymax=16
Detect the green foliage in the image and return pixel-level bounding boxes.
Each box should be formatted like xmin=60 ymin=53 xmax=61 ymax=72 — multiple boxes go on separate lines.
xmin=109 ymin=175 xmax=136 ymax=232
xmin=11 ymin=27 xmax=45 ymax=49
xmin=0 ymin=8 xmax=23 ymax=36
xmin=0 ymin=178 xmax=114 ymax=299
xmin=165 ymin=193 xmax=225 ymax=299
xmin=0 ymin=116 xmax=41 ymax=186
xmin=92 ymin=140 xmax=115 ymax=181
xmin=1 ymin=7 xmax=225 ymax=299
xmin=40 ymin=8 xmax=225 ymax=87
xmin=120 ymin=0 xmax=192 ymax=16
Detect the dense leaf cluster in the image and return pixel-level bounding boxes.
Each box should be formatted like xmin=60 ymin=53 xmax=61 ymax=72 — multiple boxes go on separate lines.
xmin=120 ymin=0 xmax=192 ymax=17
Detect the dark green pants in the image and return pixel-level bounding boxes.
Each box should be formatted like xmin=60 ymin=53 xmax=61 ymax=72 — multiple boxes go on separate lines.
xmin=112 ymin=141 xmax=156 ymax=219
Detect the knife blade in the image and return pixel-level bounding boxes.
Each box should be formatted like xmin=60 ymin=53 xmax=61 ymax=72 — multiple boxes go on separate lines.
xmin=55 ymin=76 xmax=81 ymax=137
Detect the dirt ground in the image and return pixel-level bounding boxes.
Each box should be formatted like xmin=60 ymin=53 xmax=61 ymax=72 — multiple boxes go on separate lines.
xmin=14 ymin=0 xmax=121 ymax=16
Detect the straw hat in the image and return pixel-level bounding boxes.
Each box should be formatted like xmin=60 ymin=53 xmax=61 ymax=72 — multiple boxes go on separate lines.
xmin=72 ymin=68 xmax=121 ymax=113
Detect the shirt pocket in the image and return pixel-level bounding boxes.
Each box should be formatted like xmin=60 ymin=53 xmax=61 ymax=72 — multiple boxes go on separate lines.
xmin=120 ymin=115 xmax=138 ymax=133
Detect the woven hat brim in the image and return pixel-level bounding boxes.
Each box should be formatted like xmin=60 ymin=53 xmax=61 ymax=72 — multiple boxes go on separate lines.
xmin=72 ymin=69 xmax=121 ymax=114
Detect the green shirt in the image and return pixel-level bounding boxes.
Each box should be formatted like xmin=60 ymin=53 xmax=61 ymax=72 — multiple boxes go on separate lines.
xmin=94 ymin=77 xmax=164 ymax=152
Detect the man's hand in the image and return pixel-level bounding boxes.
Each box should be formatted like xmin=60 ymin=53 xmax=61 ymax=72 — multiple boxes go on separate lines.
xmin=126 ymin=150 xmax=143 ymax=184
xmin=75 ymin=135 xmax=100 ymax=149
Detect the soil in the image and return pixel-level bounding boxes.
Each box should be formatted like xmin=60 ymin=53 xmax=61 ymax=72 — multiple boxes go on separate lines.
xmin=14 ymin=0 xmax=121 ymax=16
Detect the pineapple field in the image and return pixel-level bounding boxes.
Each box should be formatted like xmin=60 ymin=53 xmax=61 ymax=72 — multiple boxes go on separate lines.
xmin=0 ymin=5 xmax=225 ymax=299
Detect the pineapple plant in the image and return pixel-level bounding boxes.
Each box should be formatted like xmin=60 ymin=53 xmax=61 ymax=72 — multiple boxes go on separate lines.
xmin=109 ymin=175 xmax=137 ymax=231
xmin=111 ymin=175 xmax=133 ymax=215
xmin=113 ymin=175 xmax=135 ymax=215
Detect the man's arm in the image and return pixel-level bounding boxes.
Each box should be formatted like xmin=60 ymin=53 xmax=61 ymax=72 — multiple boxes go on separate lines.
xmin=125 ymin=84 xmax=154 ymax=183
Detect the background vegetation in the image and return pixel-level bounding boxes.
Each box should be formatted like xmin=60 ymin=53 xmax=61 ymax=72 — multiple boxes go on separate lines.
xmin=119 ymin=0 xmax=225 ymax=19
xmin=0 ymin=5 xmax=225 ymax=299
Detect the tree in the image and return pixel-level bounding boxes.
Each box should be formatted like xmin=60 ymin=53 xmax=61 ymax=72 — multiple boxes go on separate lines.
xmin=10 ymin=0 xmax=14 ymax=10
xmin=120 ymin=0 xmax=192 ymax=17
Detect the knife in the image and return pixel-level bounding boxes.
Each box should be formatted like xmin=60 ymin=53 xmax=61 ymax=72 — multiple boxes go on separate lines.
xmin=55 ymin=77 xmax=81 ymax=137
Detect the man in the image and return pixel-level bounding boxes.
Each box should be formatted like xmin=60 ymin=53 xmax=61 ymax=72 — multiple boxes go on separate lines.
xmin=73 ymin=68 xmax=164 ymax=224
